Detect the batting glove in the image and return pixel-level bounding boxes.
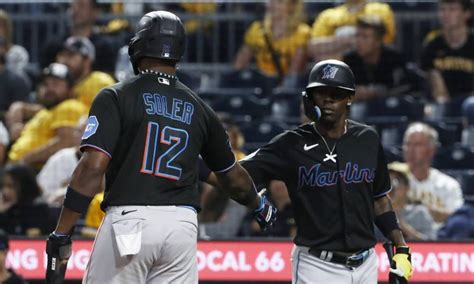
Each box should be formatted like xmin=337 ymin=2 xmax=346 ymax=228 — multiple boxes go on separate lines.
xmin=47 ymin=232 xmax=72 ymax=260
xmin=390 ymin=246 xmax=413 ymax=281
xmin=253 ymin=193 xmax=277 ymax=232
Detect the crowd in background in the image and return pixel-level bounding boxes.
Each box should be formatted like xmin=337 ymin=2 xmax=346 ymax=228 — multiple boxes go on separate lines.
xmin=0 ymin=0 xmax=473 ymax=246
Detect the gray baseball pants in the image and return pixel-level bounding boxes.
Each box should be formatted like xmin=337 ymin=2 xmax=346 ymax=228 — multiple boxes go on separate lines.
xmin=291 ymin=246 xmax=377 ymax=284
xmin=83 ymin=205 xmax=198 ymax=284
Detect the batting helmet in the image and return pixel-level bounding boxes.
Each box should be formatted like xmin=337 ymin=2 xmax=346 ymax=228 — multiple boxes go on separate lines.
xmin=128 ymin=11 xmax=186 ymax=75
xmin=302 ymin=59 xmax=355 ymax=121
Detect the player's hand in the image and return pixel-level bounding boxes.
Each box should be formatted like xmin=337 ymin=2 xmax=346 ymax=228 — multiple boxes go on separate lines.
xmin=46 ymin=232 xmax=72 ymax=261
xmin=390 ymin=246 xmax=413 ymax=281
xmin=253 ymin=191 xmax=277 ymax=232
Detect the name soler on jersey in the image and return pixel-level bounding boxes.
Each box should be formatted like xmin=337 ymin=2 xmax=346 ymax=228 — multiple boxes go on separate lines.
xmin=143 ymin=93 xmax=195 ymax=125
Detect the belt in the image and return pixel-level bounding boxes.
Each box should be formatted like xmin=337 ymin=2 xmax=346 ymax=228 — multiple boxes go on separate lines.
xmin=308 ymin=248 xmax=371 ymax=268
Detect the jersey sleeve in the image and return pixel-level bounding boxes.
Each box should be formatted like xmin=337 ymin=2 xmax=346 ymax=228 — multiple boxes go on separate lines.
xmin=373 ymin=143 xmax=392 ymax=199
xmin=80 ymin=88 xmax=121 ymax=158
xmin=240 ymin=133 xmax=288 ymax=187
xmin=200 ymin=106 xmax=236 ymax=173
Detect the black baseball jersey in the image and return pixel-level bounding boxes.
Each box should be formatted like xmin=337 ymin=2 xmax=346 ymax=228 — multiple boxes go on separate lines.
xmin=241 ymin=120 xmax=391 ymax=252
xmin=80 ymin=73 xmax=235 ymax=210
xmin=420 ymin=30 xmax=474 ymax=97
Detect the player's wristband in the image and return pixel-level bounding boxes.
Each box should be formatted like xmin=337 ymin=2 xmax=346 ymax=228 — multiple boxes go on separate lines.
xmin=63 ymin=186 xmax=93 ymax=214
xmin=374 ymin=211 xmax=401 ymax=237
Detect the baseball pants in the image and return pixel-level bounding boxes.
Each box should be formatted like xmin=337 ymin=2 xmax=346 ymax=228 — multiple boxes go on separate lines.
xmin=83 ymin=205 xmax=198 ymax=284
xmin=291 ymin=246 xmax=377 ymax=284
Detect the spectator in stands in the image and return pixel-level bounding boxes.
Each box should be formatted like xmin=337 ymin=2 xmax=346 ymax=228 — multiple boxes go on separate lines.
xmin=234 ymin=0 xmax=310 ymax=87
xmin=41 ymin=0 xmax=117 ymax=74
xmin=437 ymin=178 xmax=474 ymax=239
xmin=461 ymin=95 xmax=474 ymax=146
xmin=0 ymin=229 xmax=26 ymax=284
xmin=0 ymin=10 xmax=29 ymax=75
xmin=343 ymin=16 xmax=419 ymax=100
xmin=7 ymin=63 xmax=87 ymax=167
xmin=420 ymin=0 xmax=474 ymax=103
xmin=57 ymin=36 xmax=115 ymax=108
xmin=0 ymin=165 xmax=51 ymax=236
xmin=308 ymin=0 xmax=395 ymax=60
xmin=37 ymin=146 xmax=82 ymax=205
xmin=0 ymin=36 xmax=31 ymax=113
xmin=388 ymin=163 xmax=436 ymax=240
xmin=401 ymin=122 xmax=464 ymax=228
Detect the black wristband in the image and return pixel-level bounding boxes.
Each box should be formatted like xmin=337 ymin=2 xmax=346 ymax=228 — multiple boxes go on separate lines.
xmin=374 ymin=211 xmax=401 ymax=237
xmin=63 ymin=186 xmax=93 ymax=214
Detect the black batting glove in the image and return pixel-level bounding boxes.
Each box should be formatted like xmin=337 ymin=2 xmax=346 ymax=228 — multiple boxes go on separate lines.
xmin=46 ymin=232 xmax=72 ymax=261
xmin=253 ymin=194 xmax=277 ymax=232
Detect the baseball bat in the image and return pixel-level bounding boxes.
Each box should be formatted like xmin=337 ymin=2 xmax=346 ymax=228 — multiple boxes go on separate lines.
xmin=46 ymin=254 xmax=69 ymax=284
xmin=383 ymin=241 xmax=400 ymax=284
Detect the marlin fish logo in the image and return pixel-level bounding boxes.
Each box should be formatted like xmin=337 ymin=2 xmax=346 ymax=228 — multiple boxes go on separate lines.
xmin=322 ymin=65 xmax=339 ymax=79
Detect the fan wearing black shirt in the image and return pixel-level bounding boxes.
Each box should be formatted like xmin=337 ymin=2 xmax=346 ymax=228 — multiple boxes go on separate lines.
xmin=343 ymin=15 xmax=415 ymax=100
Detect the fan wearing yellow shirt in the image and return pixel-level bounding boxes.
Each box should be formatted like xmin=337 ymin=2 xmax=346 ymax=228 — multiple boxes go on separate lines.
xmin=57 ymin=36 xmax=115 ymax=109
xmin=308 ymin=0 xmax=395 ymax=60
xmin=234 ymin=0 xmax=310 ymax=87
xmin=8 ymin=63 xmax=87 ymax=168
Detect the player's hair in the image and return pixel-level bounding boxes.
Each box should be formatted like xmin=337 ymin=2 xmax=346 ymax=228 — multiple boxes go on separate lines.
xmin=356 ymin=15 xmax=386 ymax=39
xmin=403 ymin=122 xmax=439 ymax=147
xmin=0 ymin=10 xmax=12 ymax=46
xmin=439 ymin=0 xmax=471 ymax=10
xmin=263 ymin=0 xmax=305 ymax=36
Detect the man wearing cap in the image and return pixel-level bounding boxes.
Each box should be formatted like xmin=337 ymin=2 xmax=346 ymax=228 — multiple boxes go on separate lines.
xmin=57 ymin=36 xmax=115 ymax=109
xmin=0 ymin=229 xmax=26 ymax=284
xmin=8 ymin=63 xmax=88 ymax=168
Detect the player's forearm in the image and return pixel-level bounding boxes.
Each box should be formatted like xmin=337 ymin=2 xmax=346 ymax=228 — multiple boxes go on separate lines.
xmin=374 ymin=195 xmax=407 ymax=247
xmin=55 ymin=156 xmax=105 ymax=234
xmin=215 ymin=164 xmax=260 ymax=211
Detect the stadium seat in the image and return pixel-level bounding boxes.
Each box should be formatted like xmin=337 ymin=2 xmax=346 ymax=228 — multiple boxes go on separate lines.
xmin=271 ymin=88 xmax=302 ymax=120
xmin=218 ymin=69 xmax=267 ymax=89
xmin=240 ymin=120 xmax=287 ymax=144
xmin=461 ymin=126 xmax=474 ymax=147
xmin=356 ymin=96 xmax=425 ymax=122
xmin=211 ymin=94 xmax=272 ymax=118
xmin=460 ymin=171 xmax=474 ymax=196
xmin=384 ymin=146 xmax=403 ymax=163
xmin=427 ymin=121 xmax=462 ymax=147
xmin=433 ymin=144 xmax=474 ymax=170
xmin=177 ymin=69 xmax=201 ymax=90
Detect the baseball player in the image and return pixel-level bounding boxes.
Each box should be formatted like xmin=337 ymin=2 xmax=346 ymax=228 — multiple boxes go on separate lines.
xmin=45 ymin=11 xmax=276 ymax=284
xmin=205 ymin=60 xmax=413 ymax=283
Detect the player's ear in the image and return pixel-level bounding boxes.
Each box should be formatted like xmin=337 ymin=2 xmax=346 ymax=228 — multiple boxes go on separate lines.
xmin=346 ymin=95 xmax=354 ymax=106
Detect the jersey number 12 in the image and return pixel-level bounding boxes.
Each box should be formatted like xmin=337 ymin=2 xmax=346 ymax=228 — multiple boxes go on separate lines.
xmin=140 ymin=122 xmax=189 ymax=180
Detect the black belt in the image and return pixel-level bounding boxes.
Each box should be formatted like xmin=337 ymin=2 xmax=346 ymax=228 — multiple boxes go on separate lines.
xmin=308 ymin=248 xmax=371 ymax=268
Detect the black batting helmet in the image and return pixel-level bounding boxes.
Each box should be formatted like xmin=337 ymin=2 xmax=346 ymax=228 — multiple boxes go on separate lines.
xmin=302 ymin=59 xmax=355 ymax=121
xmin=128 ymin=11 xmax=186 ymax=74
